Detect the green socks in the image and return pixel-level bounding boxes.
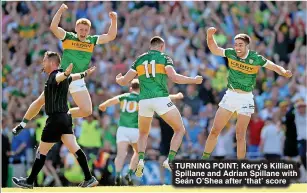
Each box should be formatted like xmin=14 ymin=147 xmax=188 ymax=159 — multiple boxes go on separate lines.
xmin=168 ymin=150 xmax=177 ymax=162
xmin=202 ymin=152 xmax=211 ymax=159
xmin=116 ymin=172 xmax=121 ymax=178
xmin=128 ymin=169 xmax=134 ymax=176
xmin=138 ymin=152 xmax=145 ymax=160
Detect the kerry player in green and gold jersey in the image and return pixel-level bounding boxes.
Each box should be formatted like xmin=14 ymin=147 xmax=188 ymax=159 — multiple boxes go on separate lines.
xmin=202 ymin=27 xmax=292 ymax=160
xmin=50 ymin=4 xmax=117 ymax=118
xmin=116 ymin=36 xmax=203 ymax=177
xmin=99 ymin=79 xmax=184 ymax=185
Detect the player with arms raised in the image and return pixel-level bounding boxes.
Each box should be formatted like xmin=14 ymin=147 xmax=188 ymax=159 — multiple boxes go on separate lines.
xmin=202 ymin=27 xmax=292 ymax=160
xmin=116 ymin=36 xmax=203 ymax=177
xmin=99 ymin=80 xmax=183 ymax=185
xmin=50 ymin=4 xmax=117 ymax=118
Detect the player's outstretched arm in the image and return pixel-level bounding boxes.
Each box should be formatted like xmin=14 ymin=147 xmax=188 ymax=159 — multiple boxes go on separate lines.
xmin=50 ymin=3 xmax=67 ymax=40
xmin=96 ymin=12 xmax=117 ymax=44
xmin=169 ymin=92 xmax=184 ymax=100
xmin=116 ymin=69 xmax=137 ymax=86
xmin=99 ymin=96 xmax=120 ymax=112
xmin=207 ymin=27 xmax=225 ymax=57
xmin=165 ymin=66 xmax=203 ymax=84
xmin=264 ymin=61 xmax=292 ymax=78
xmin=70 ymin=66 xmax=96 ymax=81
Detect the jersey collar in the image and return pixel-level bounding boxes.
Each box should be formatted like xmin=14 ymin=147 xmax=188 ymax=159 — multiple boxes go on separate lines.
xmin=131 ymin=91 xmax=139 ymax=95
xmin=240 ymin=50 xmax=250 ymax=59
xmin=149 ymin=49 xmax=161 ymax=53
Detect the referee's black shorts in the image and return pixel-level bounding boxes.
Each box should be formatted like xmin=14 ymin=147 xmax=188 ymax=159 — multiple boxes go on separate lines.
xmin=41 ymin=113 xmax=73 ymax=143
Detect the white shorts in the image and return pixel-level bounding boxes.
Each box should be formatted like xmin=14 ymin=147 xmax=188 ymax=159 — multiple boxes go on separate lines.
xmin=116 ymin=126 xmax=139 ymax=144
xmin=139 ymin=97 xmax=176 ymax=117
xmin=69 ymin=79 xmax=87 ymax=93
xmin=219 ymin=89 xmax=255 ymax=117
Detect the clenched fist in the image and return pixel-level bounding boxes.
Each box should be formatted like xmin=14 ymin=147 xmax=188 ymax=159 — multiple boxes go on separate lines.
xmin=207 ymin=27 xmax=217 ymax=37
xmin=109 ymin=12 xmax=117 ymax=20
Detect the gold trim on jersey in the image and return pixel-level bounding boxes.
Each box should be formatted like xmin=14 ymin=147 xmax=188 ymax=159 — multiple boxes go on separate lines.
xmin=228 ymin=58 xmax=259 ymax=74
xmin=136 ymin=64 xmax=166 ymax=76
xmin=62 ymin=40 xmax=94 ymax=53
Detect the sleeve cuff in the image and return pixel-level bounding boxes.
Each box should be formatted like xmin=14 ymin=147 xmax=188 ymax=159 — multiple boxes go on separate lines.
xmin=60 ymin=31 xmax=67 ymax=41
xmin=262 ymin=60 xmax=269 ymax=67
xmin=96 ymin=35 xmax=100 ymax=45
xmin=222 ymin=49 xmax=226 ymax=57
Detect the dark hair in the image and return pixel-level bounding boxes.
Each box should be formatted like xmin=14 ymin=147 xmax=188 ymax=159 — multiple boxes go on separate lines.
xmin=234 ymin=34 xmax=251 ymax=45
xmin=131 ymin=79 xmax=139 ymax=90
xmin=150 ymin=36 xmax=165 ymax=47
xmin=44 ymin=51 xmax=61 ymax=65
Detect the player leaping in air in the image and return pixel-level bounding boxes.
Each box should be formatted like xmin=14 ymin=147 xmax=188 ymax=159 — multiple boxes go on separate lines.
xmin=116 ymin=36 xmax=203 ymax=177
xmin=202 ymin=27 xmax=292 ymax=160
xmin=50 ymin=3 xmax=117 ymax=118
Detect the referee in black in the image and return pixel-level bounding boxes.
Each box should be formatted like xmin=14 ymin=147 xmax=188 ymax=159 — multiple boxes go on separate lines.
xmin=11 ymin=51 xmax=98 ymax=188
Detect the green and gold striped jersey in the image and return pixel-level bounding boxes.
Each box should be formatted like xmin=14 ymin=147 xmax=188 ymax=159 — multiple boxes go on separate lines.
xmin=60 ymin=32 xmax=99 ymax=73
xmin=131 ymin=50 xmax=173 ymax=100
xmin=224 ymin=48 xmax=268 ymax=92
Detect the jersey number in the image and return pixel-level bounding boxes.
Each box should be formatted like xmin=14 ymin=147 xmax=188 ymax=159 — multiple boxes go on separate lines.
xmin=142 ymin=60 xmax=156 ymax=78
xmin=121 ymin=100 xmax=138 ymax=113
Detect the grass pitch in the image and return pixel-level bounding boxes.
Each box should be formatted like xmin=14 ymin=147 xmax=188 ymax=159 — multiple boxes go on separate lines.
xmin=2 ymin=184 xmax=307 ymax=193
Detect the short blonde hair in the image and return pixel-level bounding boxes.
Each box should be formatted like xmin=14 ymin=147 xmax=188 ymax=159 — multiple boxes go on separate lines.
xmin=76 ymin=18 xmax=91 ymax=27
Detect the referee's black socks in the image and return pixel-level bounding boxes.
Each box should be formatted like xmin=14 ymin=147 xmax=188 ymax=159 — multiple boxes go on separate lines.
xmin=75 ymin=149 xmax=92 ymax=181
xmin=27 ymin=152 xmax=46 ymax=184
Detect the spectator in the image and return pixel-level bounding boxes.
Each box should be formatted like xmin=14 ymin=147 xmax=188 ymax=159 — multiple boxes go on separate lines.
xmin=198 ymin=79 xmax=216 ymax=105
xmin=247 ymin=112 xmax=265 ymax=158
xmin=78 ymin=115 xmax=102 ymax=158
xmin=294 ymin=100 xmax=307 ymax=170
xmin=183 ymin=85 xmax=202 ymax=115
xmin=283 ymin=105 xmax=299 ymax=161
xmin=2 ymin=132 xmax=11 ymax=187
xmin=260 ymin=118 xmax=285 ymax=160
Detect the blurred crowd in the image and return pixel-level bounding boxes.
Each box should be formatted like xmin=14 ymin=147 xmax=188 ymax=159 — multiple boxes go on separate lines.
xmin=2 ymin=1 xmax=306 ymax=186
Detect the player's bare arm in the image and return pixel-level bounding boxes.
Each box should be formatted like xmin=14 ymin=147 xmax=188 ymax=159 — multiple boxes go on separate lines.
xmin=70 ymin=66 xmax=96 ymax=81
xmin=264 ymin=61 xmax=292 ymax=78
xmin=98 ymin=96 xmax=121 ymax=112
xmin=50 ymin=3 xmax=67 ymax=40
xmin=207 ymin=27 xmax=225 ymax=57
xmin=165 ymin=66 xmax=203 ymax=84
xmin=116 ymin=70 xmax=137 ymax=86
xmin=97 ymin=12 xmax=118 ymax=44
xmin=169 ymin=92 xmax=184 ymax=100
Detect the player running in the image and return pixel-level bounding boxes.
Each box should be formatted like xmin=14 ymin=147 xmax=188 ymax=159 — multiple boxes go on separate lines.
xmin=116 ymin=36 xmax=203 ymax=177
xmin=99 ymin=79 xmax=184 ymax=185
xmin=202 ymin=27 xmax=292 ymax=160
xmin=50 ymin=3 xmax=117 ymax=118
xmin=11 ymin=51 xmax=98 ymax=188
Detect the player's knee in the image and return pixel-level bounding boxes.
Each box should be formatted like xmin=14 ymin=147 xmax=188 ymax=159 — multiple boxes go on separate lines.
xmin=209 ymin=128 xmax=220 ymax=138
xmin=175 ymin=126 xmax=185 ymax=137
xmin=236 ymin=132 xmax=246 ymax=142
xmin=115 ymin=153 xmax=127 ymax=161
xmin=81 ymin=106 xmax=92 ymax=116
